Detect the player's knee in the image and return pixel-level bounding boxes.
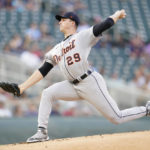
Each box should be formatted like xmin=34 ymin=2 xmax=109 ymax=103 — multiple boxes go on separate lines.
xmin=41 ymin=89 xmax=48 ymax=99
xmin=109 ymin=116 xmax=122 ymax=125
xmin=111 ymin=119 xmax=120 ymax=125
xmin=41 ymin=88 xmax=53 ymax=101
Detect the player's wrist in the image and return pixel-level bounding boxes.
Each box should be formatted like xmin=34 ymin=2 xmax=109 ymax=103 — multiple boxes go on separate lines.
xmin=109 ymin=15 xmax=117 ymax=23
xmin=109 ymin=12 xmax=120 ymax=23
xmin=109 ymin=9 xmax=126 ymax=23
xmin=18 ymin=85 xmax=24 ymax=94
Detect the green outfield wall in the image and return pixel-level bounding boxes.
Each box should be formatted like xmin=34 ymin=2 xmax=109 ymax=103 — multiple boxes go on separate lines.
xmin=0 ymin=116 xmax=150 ymax=145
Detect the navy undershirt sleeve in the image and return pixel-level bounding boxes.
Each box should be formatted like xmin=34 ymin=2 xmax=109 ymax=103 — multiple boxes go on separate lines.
xmin=39 ymin=62 xmax=53 ymax=77
xmin=93 ymin=18 xmax=114 ymax=37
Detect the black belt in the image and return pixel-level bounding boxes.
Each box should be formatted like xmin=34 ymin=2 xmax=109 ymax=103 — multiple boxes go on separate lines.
xmin=72 ymin=70 xmax=92 ymax=84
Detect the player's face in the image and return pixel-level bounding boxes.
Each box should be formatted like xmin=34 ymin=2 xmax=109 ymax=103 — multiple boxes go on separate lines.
xmin=59 ymin=18 xmax=74 ymax=32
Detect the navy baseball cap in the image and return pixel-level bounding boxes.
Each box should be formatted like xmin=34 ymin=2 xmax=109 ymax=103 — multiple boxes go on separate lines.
xmin=55 ymin=12 xmax=80 ymax=26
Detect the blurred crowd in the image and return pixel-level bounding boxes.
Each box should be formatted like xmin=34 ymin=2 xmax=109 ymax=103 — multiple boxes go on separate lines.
xmin=0 ymin=88 xmax=98 ymax=118
xmin=0 ymin=0 xmax=150 ymax=118
xmin=4 ymin=22 xmax=55 ymax=68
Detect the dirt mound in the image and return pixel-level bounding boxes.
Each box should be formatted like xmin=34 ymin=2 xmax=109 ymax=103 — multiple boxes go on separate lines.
xmin=0 ymin=131 xmax=150 ymax=150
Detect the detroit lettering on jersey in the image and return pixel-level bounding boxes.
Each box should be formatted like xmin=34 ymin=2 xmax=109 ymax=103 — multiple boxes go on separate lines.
xmin=53 ymin=39 xmax=75 ymax=64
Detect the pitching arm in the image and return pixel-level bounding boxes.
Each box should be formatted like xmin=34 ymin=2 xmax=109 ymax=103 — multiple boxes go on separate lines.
xmin=93 ymin=9 xmax=126 ymax=37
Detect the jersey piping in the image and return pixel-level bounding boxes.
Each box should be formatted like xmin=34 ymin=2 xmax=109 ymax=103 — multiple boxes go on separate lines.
xmin=91 ymin=74 xmax=146 ymax=118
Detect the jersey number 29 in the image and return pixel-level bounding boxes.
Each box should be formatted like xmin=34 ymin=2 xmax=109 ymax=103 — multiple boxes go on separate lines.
xmin=66 ymin=53 xmax=81 ymax=66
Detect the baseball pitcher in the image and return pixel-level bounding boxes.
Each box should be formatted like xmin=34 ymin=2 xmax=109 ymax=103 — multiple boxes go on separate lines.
xmin=0 ymin=9 xmax=150 ymax=143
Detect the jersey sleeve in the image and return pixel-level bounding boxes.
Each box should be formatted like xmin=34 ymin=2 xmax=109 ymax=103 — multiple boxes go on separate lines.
xmin=77 ymin=26 xmax=101 ymax=48
xmin=44 ymin=47 xmax=57 ymax=66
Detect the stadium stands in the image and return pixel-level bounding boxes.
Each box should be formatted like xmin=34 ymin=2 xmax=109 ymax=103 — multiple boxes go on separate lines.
xmin=0 ymin=0 xmax=150 ymax=86
xmin=1 ymin=0 xmax=150 ymax=118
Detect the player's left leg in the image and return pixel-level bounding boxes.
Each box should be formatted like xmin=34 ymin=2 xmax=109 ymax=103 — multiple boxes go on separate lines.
xmin=74 ymin=71 xmax=147 ymax=124
xmin=38 ymin=80 xmax=82 ymax=129
xmin=27 ymin=80 xmax=82 ymax=143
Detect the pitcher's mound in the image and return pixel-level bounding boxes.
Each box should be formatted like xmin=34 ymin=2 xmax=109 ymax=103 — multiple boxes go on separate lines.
xmin=0 ymin=131 xmax=150 ymax=150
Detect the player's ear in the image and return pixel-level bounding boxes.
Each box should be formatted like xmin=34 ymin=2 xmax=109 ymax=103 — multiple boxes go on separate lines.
xmin=72 ymin=21 xmax=77 ymax=29
xmin=70 ymin=20 xmax=75 ymax=26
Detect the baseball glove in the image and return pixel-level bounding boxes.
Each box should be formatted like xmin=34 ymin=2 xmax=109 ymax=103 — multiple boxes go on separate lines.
xmin=0 ymin=82 xmax=20 ymax=97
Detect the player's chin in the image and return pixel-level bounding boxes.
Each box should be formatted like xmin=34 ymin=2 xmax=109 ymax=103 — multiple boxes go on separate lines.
xmin=59 ymin=27 xmax=64 ymax=33
xmin=59 ymin=26 xmax=63 ymax=32
xmin=59 ymin=25 xmax=66 ymax=32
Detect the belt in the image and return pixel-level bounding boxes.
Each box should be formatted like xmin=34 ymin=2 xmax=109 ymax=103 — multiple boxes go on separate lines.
xmin=72 ymin=70 xmax=92 ymax=84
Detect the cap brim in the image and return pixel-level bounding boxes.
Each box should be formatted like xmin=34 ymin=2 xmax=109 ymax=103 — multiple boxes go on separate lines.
xmin=55 ymin=15 xmax=66 ymax=21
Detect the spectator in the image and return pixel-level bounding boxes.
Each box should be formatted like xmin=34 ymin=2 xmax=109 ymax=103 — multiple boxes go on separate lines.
xmin=25 ymin=23 xmax=41 ymax=41
xmin=141 ymin=44 xmax=150 ymax=72
xmin=77 ymin=20 xmax=90 ymax=32
xmin=62 ymin=102 xmax=78 ymax=117
xmin=0 ymin=88 xmax=14 ymax=101
xmin=13 ymin=105 xmax=23 ymax=117
xmin=3 ymin=44 xmax=11 ymax=54
xmin=99 ymin=67 xmax=105 ymax=76
xmin=63 ymin=107 xmax=76 ymax=116
xmin=141 ymin=73 xmax=150 ymax=92
xmin=25 ymin=0 xmax=39 ymax=11
xmin=112 ymin=33 xmax=128 ymax=48
xmin=0 ymin=98 xmax=12 ymax=118
xmin=61 ymin=0 xmax=75 ymax=12
xmin=51 ymin=102 xmax=61 ymax=116
xmin=24 ymin=103 xmax=38 ymax=117
xmin=9 ymin=34 xmax=24 ymax=55
xmin=61 ymin=0 xmax=86 ymax=13
xmin=4 ymin=0 xmax=13 ymax=10
xmin=144 ymin=42 xmax=150 ymax=57
xmin=20 ymin=49 xmax=41 ymax=69
xmin=130 ymin=34 xmax=145 ymax=57
xmin=129 ymin=67 xmax=146 ymax=89
xmin=73 ymin=0 xmax=87 ymax=14
xmin=40 ymin=23 xmax=55 ymax=44
xmin=93 ymin=15 xmax=102 ymax=24
xmin=12 ymin=0 xmax=26 ymax=12
xmin=40 ymin=23 xmax=50 ymax=39
xmin=29 ymin=42 xmax=43 ymax=59
xmin=0 ymin=0 xmax=5 ymax=8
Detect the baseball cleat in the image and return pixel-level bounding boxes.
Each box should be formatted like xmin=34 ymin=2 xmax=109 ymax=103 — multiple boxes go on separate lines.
xmin=26 ymin=127 xmax=49 ymax=143
xmin=146 ymin=101 xmax=150 ymax=116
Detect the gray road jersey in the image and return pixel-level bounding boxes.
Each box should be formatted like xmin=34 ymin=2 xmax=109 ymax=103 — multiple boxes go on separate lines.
xmin=45 ymin=26 xmax=101 ymax=81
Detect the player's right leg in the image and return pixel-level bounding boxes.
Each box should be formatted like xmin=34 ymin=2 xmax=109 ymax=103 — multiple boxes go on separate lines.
xmin=74 ymin=71 xmax=147 ymax=125
xmin=27 ymin=80 xmax=82 ymax=143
